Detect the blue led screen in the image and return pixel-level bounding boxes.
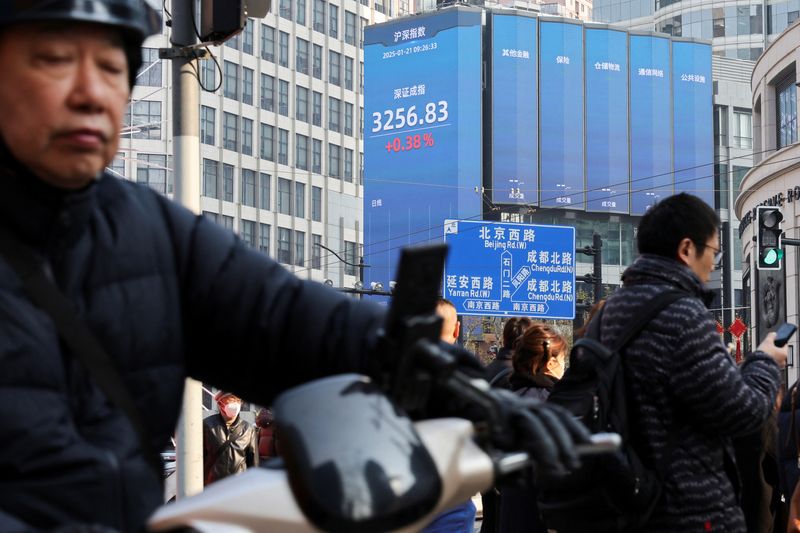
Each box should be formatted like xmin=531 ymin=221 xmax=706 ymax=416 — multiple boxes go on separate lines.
xmin=585 ymin=27 xmax=629 ymax=213
xmin=539 ymin=20 xmax=584 ymax=209
xmin=629 ymin=34 xmax=672 ymax=215
xmin=363 ymin=8 xmax=483 ymax=290
xmin=672 ymin=41 xmax=713 ymax=206
xmin=491 ymin=14 xmax=538 ymax=205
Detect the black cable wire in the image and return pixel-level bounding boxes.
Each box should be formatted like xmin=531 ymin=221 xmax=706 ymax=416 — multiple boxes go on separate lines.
xmin=290 ymin=148 xmax=800 ymax=275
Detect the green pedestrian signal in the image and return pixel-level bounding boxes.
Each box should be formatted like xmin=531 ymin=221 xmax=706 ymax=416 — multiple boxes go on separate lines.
xmin=756 ymin=206 xmax=783 ymax=270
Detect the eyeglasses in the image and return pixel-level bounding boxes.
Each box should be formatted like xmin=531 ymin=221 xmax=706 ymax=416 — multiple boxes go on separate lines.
xmin=699 ymin=243 xmax=723 ymax=266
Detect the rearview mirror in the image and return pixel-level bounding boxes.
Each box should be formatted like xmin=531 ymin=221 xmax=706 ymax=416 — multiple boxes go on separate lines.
xmin=273 ymin=374 xmax=441 ymax=532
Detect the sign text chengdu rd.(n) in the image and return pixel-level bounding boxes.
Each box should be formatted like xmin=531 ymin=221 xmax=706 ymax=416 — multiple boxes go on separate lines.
xmin=443 ymin=220 xmax=576 ymax=319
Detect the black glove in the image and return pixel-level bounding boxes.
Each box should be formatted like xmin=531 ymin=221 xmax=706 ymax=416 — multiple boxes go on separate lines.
xmin=486 ymin=388 xmax=590 ymax=476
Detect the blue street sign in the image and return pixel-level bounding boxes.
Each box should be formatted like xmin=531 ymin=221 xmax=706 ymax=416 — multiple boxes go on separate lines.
xmin=443 ymin=220 xmax=576 ymax=319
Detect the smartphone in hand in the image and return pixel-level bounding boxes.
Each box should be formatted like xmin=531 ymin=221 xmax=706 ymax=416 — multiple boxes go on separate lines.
xmin=773 ymin=323 xmax=798 ymax=348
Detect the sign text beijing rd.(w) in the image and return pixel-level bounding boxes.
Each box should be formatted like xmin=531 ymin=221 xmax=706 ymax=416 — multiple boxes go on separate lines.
xmin=443 ymin=220 xmax=576 ymax=319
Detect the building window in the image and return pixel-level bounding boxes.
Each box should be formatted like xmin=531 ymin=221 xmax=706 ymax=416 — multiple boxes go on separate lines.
xmin=223 ymin=61 xmax=239 ymax=100
xmin=241 ymin=220 xmax=257 ymax=248
xmin=777 ymin=76 xmax=797 ymax=149
xmin=124 ymin=100 xmax=161 ymax=139
xmin=295 ymin=182 xmax=305 ymax=218
xmin=278 ymin=177 xmax=292 ymax=215
xmin=344 ymin=241 xmax=357 ymax=276
xmin=297 ymin=0 xmax=306 ymax=25
xmin=223 ymin=112 xmax=238 ymax=151
xmin=242 ymin=118 xmax=253 ymax=156
xmin=278 ymin=227 xmax=292 ymax=264
xmin=261 ymin=74 xmax=275 ymax=111
xmin=243 ymin=20 xmax=254 ymax=54
xmin=200 ymin=105 xmax=215 ymax=145
xmin=280 ymin=0 xmax=292 ymax=19
xmin=344 ymin=103 xmax=353 ymax=136
xmin=312 ymin=234 xmax=322 ymax=269
xmin=260 ymin=172 xmax=271 ymax=210
xmin=714 ymin=105 xmax=728 ymax=147
xmin=313 ymin=44 xmax=323 ymax=79
xmin=203 ymin=159 xmax=219 ymax=198
xmin=296 ymin=134 xmax=309 ymax=170
xmin=138 ymin=48 xmax=161 ymax=87
xmin=313 ymin=0 xmax=325 ymax=33
xmin=329 ymin=4 xmax=338 ymax=38
xmin=259 ymin=223 xmax=271 ymax=254
xmin=296 ymin=86 xmax=309 ymax=123
xmin=359 ymin=61 xmax=363 ymax=90
xmin=344 ymin=57 xmax=353 ymax=90
xmin=296 ymin=38 xmax=309 ymax=74
xmin=136 ymin=154 xmax=168 ymax=195
xmin=222 ymin=215 xmax=234 ymax=230
xmin=359 ymin=105 xmax=363 ymax=135
xmin=732 ymin=109 xmax=752 ymax=149
xmin=312 ymin=90 xmax=322 ymax=126
xmin=225 ymin=31 xmax=239 ymax=50
xmin=295 ymin=231 xmax=305 ymax=266
xmin=108 ymin=152 xmax=125 ymax=178
xmin=328 ymin=143 xmax=340 ymax=178
xmin=202 ymin=210 xmax=218 ymax=224
xmin=279 ymin=31 xmax=290 ymax=68
xmin=278 ymin=128 xmax=289 ymax=165
xmin=261 ymin=123 xmax=275 ymax=161
xmin=223 ymin=164 xmax=234 ymax=202
xmin=313 ymin=139 xmax=322 ymax=173
xmin=344 ymin=148 xmax=353 ymax=182
xmin=345 ymin=11 xmax=356 ymax=45
xmin=279 ymin=80 xmax=290 ymax=116
xmin=201 ymin=59 xmax=216 ymax=90
xmin=242 ymin=67 xmax=254 ymax=105
xmin=242 ymin=168 xmax=257 ymax=207
xmin=328 ymin=97 xmax=340 ymax=132
xmin=261 ymin=25 xmax=275 ymax=62
xmin=329 ymin=50 xmax=341 ymax=86
xmin=359 ymin=151 xmax=363 ymax=183
xmin=312 ymin=186 xmax=322 ymax=221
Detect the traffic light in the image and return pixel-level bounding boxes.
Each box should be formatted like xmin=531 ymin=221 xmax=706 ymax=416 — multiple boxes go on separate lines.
xmin=756 ymin=206 xmax=783 ymax=270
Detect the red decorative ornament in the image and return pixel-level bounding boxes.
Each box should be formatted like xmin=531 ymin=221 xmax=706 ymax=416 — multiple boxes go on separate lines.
xmin=729 ymin=318 xmax=747 ymax=364
xmin=716 ymin=321 xmax=724 ymax=335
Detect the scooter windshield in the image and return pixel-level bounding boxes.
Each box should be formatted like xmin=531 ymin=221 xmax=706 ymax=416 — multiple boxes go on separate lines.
xmin=273 ymin=374 xmax=441 ymax=533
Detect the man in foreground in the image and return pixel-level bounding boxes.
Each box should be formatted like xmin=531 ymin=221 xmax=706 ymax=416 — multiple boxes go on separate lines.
xmin=598 ymin=193 xmax=786 ymax=531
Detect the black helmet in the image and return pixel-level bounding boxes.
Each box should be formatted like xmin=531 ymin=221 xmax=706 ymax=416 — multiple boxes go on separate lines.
xmin=0 ymin=0 xmax=162 ymax=86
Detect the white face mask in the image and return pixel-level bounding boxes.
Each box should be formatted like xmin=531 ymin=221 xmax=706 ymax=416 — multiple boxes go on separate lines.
xmin=221 ymin=402 xmax=241 ymax=420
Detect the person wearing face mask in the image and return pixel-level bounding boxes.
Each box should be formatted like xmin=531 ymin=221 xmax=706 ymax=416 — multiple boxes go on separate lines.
xmin=203 ymin=392 xmax=259 ymax=486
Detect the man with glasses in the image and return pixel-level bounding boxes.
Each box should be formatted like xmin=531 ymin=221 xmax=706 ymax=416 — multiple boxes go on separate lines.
xmin=595 ymin=193 xmax=786 ymax=532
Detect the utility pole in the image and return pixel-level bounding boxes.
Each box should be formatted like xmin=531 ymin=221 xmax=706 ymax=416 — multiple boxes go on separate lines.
xmin=163 ymin=0 xmax=204 ymax=499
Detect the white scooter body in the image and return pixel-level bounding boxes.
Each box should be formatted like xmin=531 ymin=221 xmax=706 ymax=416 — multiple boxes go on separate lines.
xmin=149 ymin=418 xmax=493 ymax=533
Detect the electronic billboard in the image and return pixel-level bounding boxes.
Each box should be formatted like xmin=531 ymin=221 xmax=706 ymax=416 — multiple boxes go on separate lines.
xmin=490 ymin=13 xmax=538 ymax=206
xmin=585 ymin=26 xmax=629 ymax=213
xmin=539 ymin=19 xmax=585 ymax=209
xmin=363 ymin=8 xmax=483 ymax=290
xmin=629 ymin=33 xmax=673 ymax=215
xmin=672 ymin=40 xmax=714 ymax=207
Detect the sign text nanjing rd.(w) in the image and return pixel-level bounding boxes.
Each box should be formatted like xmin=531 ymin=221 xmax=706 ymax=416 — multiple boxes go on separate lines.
xmin=443 ymin=220 xmax=576 ymax=319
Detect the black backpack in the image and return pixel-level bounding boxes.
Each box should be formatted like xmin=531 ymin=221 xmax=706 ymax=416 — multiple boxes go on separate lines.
xmin=538 ymin=290 xmax=687 ymax=532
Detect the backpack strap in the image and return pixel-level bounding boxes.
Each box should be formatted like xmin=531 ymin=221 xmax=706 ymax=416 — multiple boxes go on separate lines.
xmin=488 ymin=367 xmax=513 ymax=388
xmin=607 ymin=290 xmax=689 ymax=353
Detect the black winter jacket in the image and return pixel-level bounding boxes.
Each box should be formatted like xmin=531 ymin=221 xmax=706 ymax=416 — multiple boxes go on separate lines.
xmin=203 ymin=413 xmax=258 ymax=485
xmin=0 ymin=164 xmax=384 ymax=531
xmin=601 ymin=255 xmax=780 ymax=532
